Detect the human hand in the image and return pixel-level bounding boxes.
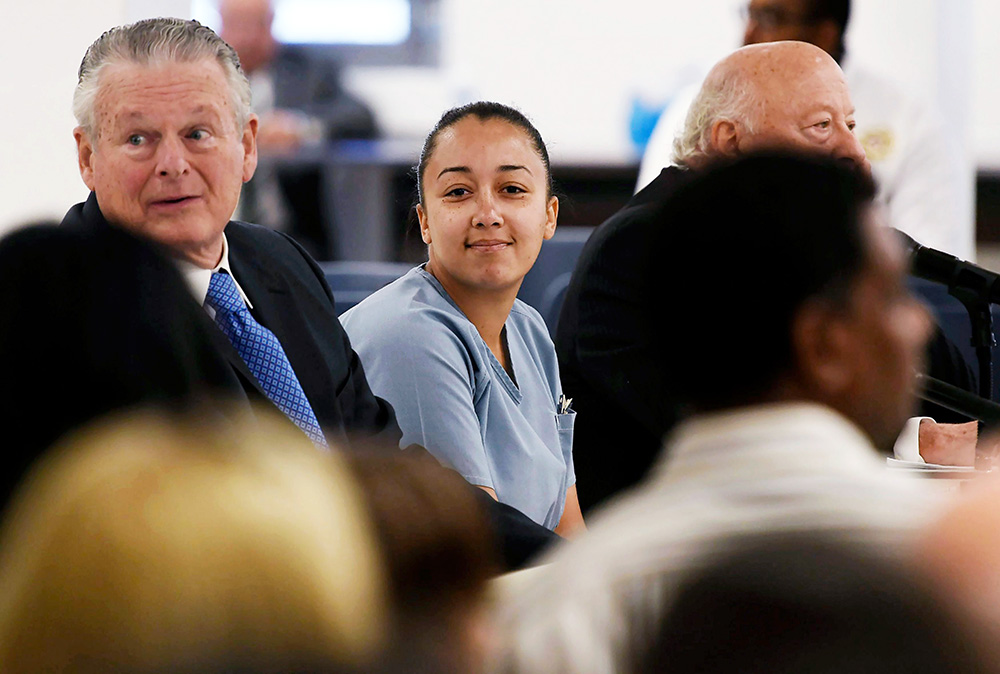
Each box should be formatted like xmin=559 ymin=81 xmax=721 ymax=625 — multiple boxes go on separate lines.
xmin=918 ymin=419 xmax=978 ymax=467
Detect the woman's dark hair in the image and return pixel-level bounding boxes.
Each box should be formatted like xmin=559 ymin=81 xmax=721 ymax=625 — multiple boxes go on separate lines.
xmin=415 ymin=101 xmax=552 ymax=203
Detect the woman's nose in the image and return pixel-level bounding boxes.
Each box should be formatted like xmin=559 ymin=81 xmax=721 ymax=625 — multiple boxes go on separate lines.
xmin=472 ymin=192 xmax=502 ymax=227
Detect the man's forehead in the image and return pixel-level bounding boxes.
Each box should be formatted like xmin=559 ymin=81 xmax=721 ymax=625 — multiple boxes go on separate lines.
xmin=93 ymin=60 xmax=234 ymax=124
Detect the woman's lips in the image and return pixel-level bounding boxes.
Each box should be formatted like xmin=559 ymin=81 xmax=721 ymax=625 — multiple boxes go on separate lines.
xmin=466 ymin=240 xmax=511 ymax=252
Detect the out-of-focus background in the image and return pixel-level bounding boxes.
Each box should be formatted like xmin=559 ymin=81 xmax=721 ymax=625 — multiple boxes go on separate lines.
xmin=6 ymin=0 xmax=999 ymax=262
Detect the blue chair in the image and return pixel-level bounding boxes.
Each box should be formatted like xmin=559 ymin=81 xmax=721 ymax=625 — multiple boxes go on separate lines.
xmin=320 ymin=261 xmax=414 ymax=315
xmin=537 ymin=271 xmax=574 ymax=335
xmin=518 ymin=227 xmax=595 ymax=334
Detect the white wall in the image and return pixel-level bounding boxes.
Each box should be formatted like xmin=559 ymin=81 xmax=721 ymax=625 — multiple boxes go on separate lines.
xmin=973 ymin=0 xmax=1000 ymax=167
xmin=1 ymin=0 xmax=990 ymax=236
xmin=0 ymin=0 xmax=128 ymax=232
xmin=347 ymin=0 xmax=973 ymax=165
xmin=0 ymin=0 xmax=189 ymax=234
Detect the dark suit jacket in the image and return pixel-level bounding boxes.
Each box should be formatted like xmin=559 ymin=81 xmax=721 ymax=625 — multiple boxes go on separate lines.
xmin=556 ymin=167 xmax=694 ymax=514
xmin=62 ymin=193 xmax=400 ymax=448
xmin=558 ymin=167 xmax=978 ymax=515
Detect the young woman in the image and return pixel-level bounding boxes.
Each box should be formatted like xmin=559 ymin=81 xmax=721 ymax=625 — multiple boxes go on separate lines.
xmin=341 ymin=102 xmax=583 ymax=535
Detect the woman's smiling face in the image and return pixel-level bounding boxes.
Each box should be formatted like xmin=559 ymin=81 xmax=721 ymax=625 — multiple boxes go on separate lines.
xmin=417 ymin=116 xmax=557 ymax=298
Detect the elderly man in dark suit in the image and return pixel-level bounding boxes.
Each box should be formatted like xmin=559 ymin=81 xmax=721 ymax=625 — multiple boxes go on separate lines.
xmin=62 ymin=17 xmax=555 ymax=568
xmin=66 ymin=17 xmax=395 ymax=448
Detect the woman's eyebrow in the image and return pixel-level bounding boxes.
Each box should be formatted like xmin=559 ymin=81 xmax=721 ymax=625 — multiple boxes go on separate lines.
xmin=499 ymin=165 xmax=532 ymax=175
xmin=437 ymin=166 xmax=470 ymax=179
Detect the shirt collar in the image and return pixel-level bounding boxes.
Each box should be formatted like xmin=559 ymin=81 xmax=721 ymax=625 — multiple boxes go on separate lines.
xmin=654 ymin=401 xmax=884 ymax=483
xmin=176 ymin=233 xmax=254 ymax=310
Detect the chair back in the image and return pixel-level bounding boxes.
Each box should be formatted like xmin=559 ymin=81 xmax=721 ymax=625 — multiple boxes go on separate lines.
xmin=320 ymin=261 xmax=414 ymax=315
xmin=518 ymin=227 xmax=595 ymax=334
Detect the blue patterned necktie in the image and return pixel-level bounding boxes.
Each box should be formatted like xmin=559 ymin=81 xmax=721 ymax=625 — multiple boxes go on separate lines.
xmin=205 ymin=271 xmax=328 ymax=448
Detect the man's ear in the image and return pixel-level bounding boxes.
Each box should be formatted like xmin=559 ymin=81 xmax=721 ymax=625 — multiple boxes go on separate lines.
xmin=709 ymin=120 xmax=741 ymax=158
xmin=74 ymin=127 xmax=97 ymax=191
xmin=791 ymin=300 xmax=856 ymax=398
xmin=242 ymin=115 xmax=259 ymax=183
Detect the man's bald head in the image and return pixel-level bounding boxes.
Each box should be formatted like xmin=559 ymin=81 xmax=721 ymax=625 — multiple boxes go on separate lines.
xmin=673 ymin=41 xmax=867 ymax=172
xmin=219 ymin=0 xmax=275 ymax=75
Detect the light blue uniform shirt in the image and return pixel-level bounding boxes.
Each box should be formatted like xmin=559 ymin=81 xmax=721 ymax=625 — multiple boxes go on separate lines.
xmin=341 ymin=266 xmax=575 ymax=530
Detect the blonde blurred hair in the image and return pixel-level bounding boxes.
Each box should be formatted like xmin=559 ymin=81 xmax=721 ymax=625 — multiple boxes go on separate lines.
xmin=0 ymin=408 xmax=387 ymax=673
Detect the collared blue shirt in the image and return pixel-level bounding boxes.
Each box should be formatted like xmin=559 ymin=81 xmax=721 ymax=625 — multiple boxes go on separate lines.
xmin=341 ymin=266 xmax=575 ymax=530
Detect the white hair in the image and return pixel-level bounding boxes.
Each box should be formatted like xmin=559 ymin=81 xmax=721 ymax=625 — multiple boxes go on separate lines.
xmin=672 ymin=69 xmax=763 ymax=167
xmin=73 ymin=17 xmax=252 ymax=138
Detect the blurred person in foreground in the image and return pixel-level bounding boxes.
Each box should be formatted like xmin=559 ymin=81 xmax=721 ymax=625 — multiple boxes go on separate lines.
xmin=62 ymin=17 xmax=557 ymax=567
xmin=0 ymin=408 xmax=387 ymax=674
xmin=349 ymin=452 xmax=501 ymax=673
xmin=492 ymin=153 xmax=944 ymax=674
xmin=638 ymin=0 xmax=972 ymax=260
xmin=915 ymin=477 xmax=1000 ymax=664
xmin=559 ymin=40 xmax=976 ymax=515
xmin=0 ymin=223 xmax=240 ymax=513
xmin=638 ymin=533 xmax=992 ymax=674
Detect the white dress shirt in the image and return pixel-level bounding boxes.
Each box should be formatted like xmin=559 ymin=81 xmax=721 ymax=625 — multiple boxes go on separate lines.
xmin=175 ymin=234 xmax=254 ymax=315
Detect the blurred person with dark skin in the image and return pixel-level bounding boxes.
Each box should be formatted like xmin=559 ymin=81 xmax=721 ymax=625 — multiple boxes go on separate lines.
xmin=61 ymin=18 xmax=558 ymax=568
xmin=638 ymin=533 xmax=992 ymax=674
xmin=493 ymin=153 xmax=947 ymax=674
xmin=219 ymin=0 xmax=378 ymax=255
xmin=559 ymin=41 xmax=977 ymax=515
xmin=638 ymin=0 xmax=972 ymax=260
xmin=0 ymin=409 xmax=387 ymax=674
xmin=349 ymin=452 xmax=501 ymax=673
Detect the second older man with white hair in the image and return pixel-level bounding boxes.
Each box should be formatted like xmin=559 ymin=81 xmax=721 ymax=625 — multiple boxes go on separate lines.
xmin=559 ymin=40 xmax=876 ymax=514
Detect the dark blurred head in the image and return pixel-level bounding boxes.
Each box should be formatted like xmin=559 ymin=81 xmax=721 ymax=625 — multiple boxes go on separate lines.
xmin=347 ymin=452 xmax=500 ymax=673
xmin=742 ymin=0 xmax=850 ymax=62
xmin=0 ymin=224 xmax=238 ymax=513
xmin=647 ymin=153 xmax=930 ymax=449
xmin=640 ymin=532 xmax=990 ymax=674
